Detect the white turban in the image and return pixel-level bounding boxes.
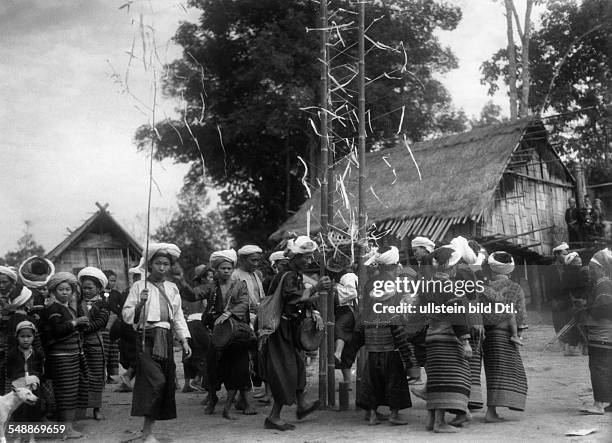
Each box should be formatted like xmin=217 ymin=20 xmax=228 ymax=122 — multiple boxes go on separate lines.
xmin=286 ymin=236 xmax=318 ymax=257
xmin=10 ymin=286 xmax=32 ymax=308
xmin=411 ymin=236 xmax=435 ymax=253
xmin=238 ymin=245 xmax=263 ymax=256
xmin=0 ymin=266 xmax=18 ymax=282
xmin=18 ymin=256 xmax=55 ymax=289
xmin=564 ymin=252 xmax=580 ymax=265
xmin=450 ymin=236 xmax=477 ymax=265
xmin=147 ymin=243 xmax=181 ymax=262
xmin=210 ymin=249 xmax=238 ymax=269
xmin=129 ymin=257 xmax=145 ymax=275
xmin=269 ymin=251 xmax=288 ymax=264
xmin=364 ymin=246 xmax=400 ymax=267
xmin=77 ymin=267 xmax=109 ymax=289
xmin=488 ymin=252 xmax=515 ymax=275
xmin=552 ymin=242 xmax=569 ymax=253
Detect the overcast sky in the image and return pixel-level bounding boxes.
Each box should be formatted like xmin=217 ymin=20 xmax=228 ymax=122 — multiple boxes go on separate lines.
xmin=0 ymin=0 xmax=534 ymax=255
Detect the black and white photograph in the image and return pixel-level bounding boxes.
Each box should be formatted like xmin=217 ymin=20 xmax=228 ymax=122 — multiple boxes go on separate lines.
xmin=1 ymin=0 xmax=611 ymax=441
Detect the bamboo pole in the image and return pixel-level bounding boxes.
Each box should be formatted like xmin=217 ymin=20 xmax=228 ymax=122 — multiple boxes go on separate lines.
xmin=355 ymin=0 xmax=367 ymax=404
xmin=318 ymin=0 xmax=329 ymax=409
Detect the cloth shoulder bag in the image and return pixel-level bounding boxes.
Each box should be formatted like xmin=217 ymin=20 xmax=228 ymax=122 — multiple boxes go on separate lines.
xmin=212 ymin=283 xmax=256 ymax=350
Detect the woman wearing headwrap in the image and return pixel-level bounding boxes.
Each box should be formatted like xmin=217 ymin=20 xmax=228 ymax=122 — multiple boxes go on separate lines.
xmin=76 ymin=267 xmax=110 ymax=421
xmin=580 ymin=248 xmax=612 ymax=415
xmin=259 ymin=236 xmax=329 ymax=431
xmin=480 ymin=251 xmax=528 ymax=422
xmin=122 ymin=243 xmax=191 ymax=443
xmin=357 ymin=246 xmax=412 ymax=426
xmin=43 ymin=272 xmax=90 ymax=439
xmin=201 ymin=249 xmax=255 ymax=419
xmin=420 ymin=245 xmax=472 ymax=434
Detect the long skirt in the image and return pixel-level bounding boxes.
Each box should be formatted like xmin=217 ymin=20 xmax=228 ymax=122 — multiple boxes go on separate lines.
xmin=588 ymin=344 xmax=612 ymax=403
xmin=357 ymin=351 xmax=412 ymax=411
xmin=260 ymin=317 xmax=305 ymax=406
xmin=102 ymin=329 xmax=119 ymax=377
xmin=207 ymin=344 xmax=252 ymax=392
xmin=467 ymin=337 xmax=483 ymax=410
xmin=184 ymin=320 xmax=209 ymax=380
xmin=131 ymin=331 xmax=176 ymax=420
xmin=47 ymin=353 xmax=89 ymax=412
xmin=82 ymin=341 xmax=105 ymax=409
xmin=119 ymin=322 xmax=138 ymax=371
xmin=425 ymin=331 xmax=471 ymax=414
xmin=482 ymin=326 xmax=528 ymax=410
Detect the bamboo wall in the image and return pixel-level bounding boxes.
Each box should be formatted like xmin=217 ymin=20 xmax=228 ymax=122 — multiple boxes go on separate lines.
xmin=52 ymin=233 xmax=139 ymax=290
xmin=479 ymin=144 xmax=574 ymax=256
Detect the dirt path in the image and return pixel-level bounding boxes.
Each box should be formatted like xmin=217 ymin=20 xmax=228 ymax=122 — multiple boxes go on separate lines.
xmin=45 ymin=324 xmax=611 ymax=442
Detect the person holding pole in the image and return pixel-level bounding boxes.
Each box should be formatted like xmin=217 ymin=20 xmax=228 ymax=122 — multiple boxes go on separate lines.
xmin=122 ymin=243 xmax=191 ymax=443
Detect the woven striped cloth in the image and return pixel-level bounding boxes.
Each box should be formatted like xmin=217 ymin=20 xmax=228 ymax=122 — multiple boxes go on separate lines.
xmin=482 ymin=327 xmax=527 ymax=410
xmin=425 ymin=321 xmax=470 ymax=414
xmin=82 ymin=341 xmax=105 ymax=409
xmin=47 ymin=353 xmax=89 ymax=412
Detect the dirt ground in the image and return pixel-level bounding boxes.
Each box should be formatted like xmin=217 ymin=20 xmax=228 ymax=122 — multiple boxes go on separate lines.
xmin=45 ymin=320 xmax=611 ymax=443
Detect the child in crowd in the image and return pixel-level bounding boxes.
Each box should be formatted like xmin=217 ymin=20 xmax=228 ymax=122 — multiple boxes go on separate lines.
xmin=7 ymin=320 xmax=44 ymax=441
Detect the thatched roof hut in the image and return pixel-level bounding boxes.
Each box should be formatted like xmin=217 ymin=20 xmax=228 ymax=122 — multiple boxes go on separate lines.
xmin=271 ymin=118 xmax=575 ymax=261
xmin=46 ymin=204 xmax=142 ymax=290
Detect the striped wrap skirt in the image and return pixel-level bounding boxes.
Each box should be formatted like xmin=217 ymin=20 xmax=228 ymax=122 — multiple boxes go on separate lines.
xmin=482 ymin=326 xmax=527 ymax=410
xmin=82 ymin=340 xmax=105 ymax=409
xmin=467 ymin=337 xmax=483 ymax=410
xmin=47 ymin=353 xmax=89 ymax=412
xmin=425 ymin=323 xmax=470 ymax=414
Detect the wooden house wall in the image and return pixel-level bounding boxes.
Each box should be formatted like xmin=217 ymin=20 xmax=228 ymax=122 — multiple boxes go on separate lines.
xmin=478 ymin=145 xmax=573 ymax=256
xmin=52 ymin=233 xmax=139 ymax=290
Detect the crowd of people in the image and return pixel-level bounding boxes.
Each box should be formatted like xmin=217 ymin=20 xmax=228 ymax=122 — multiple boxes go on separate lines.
xmin=0 ymin=231 xmax=610 ymax=442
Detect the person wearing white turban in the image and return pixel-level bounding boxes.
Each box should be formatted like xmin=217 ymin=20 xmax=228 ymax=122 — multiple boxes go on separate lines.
xmin=553 ymin=242 xmax=569 ymax=253
xmin=200 ymin=248 xmax=253 ymax=418
xmin=232 ymin=246 xmax=264 ymax=320
xmin=76 ymin=267 xmax=110 ymax=420
xmin=364 ymin=246 xmax=400 ymax=267
xmin=122 ymin=241 xmax=190 ymax=442
xmin=238 ymin=245 xmax=263 ymax=256
xmin=210 ymin=249 xmax=238 ymax=269
xmin=480 ymin=251 xmax=528 ymax=421
xmin=450 ymin=236 xmax=477 ymax=265
xmin=260 ymin=235 xmax=329 ymax=431
xmin=412 ymin=236 xmax=435 ymax=255
xmin=18 ymin=256 xmax=55 ymax=289
xmin=146 ymin=243 xmax=181 ymax=266
xmin=564 ymin=251 xmax=581 ymax=266
xmin=0 ymin=266 xmax=18 ymax=299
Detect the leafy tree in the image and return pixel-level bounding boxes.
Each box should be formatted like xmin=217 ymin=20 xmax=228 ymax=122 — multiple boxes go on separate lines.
xmin=135 ymin=0 xmax=466 ymax=245
xmin=480 ymin=0 xmax=612 ymax=177
xmin=153 ymin=188 xmax=230 ymax=277
xmin=470 ymin=100 xmax=509 ymax=128
xmin=3 ymin=221 xmax=45 ymax=267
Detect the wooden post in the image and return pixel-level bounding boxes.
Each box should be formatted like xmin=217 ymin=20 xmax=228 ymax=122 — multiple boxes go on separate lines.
xmin=318 ymin=0 xmax=329 ymax=409
xmin=356 ymin=0 xmax=367 ymax=405
xmin=574 ymin=163 xmax=587 ymax=209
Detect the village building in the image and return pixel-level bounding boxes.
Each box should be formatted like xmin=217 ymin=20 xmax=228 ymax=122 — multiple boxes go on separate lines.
xmin=271 ymin=118 xmax=577 ymax=309
xmin=46 ymin=203 xmax=142 ymax=290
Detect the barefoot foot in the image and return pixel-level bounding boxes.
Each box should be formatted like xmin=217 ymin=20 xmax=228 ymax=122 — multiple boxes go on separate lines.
xmin=433 ymin=423 xmax=459 ymax=433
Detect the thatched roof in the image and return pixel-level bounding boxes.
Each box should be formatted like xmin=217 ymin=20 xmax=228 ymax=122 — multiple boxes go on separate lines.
xmin=270 ymin=118 xmax=571 ymax=242
xmin=46 ymin=206 xmax=142 ymax=261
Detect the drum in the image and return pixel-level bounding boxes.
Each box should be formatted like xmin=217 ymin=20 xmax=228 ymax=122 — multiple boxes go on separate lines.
xmin=297 ymin=317 xmax=325 ymax=351
xmin=212 ymin=317 xmax=256 ymax=351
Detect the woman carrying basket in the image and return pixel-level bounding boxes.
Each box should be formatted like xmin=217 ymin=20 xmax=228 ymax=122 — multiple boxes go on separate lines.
xmin=258 ymin=236 xmax=330 ymax=431
xmin=122 ymin=243 xmax=191 ymax=443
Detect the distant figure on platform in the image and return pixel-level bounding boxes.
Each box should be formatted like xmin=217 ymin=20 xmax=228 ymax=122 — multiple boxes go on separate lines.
xmin=565 ymin=197 xmax=580 ymax=246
